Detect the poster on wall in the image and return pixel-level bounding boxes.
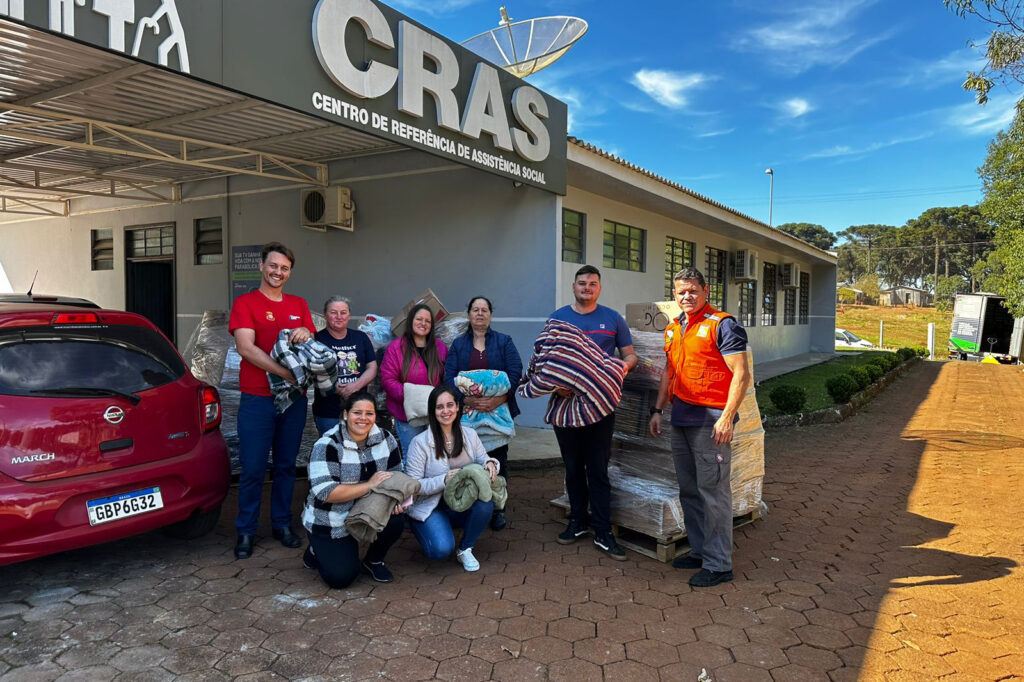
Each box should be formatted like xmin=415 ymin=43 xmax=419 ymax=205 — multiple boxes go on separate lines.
xmin=230 ymin=245 xmax=262 ymax=303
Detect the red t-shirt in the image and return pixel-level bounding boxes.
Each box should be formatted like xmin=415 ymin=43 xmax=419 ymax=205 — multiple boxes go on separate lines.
xmin=228 ymin=290 xmax=316 ymax=396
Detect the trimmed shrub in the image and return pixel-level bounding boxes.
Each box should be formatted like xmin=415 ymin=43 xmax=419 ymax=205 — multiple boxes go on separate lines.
xmin=897 ymin=347 xmax=915 ymax=362
xmin=769 ymin=385 xmax=807 ymax=414
xmin=913 ymin=346 xmax=928 ymax=357
xmin=847 ymin=367 xmax=870 ymax=391
xmin=864 ymin=363 xmax=884 ymax=382
xmin=826 ymin=374 xmax=858 ymax=404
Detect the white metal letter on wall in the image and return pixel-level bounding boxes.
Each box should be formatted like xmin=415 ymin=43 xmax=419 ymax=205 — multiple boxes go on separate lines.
xmin=50 ymin=0 xmax=85 ymax=35
xmin=0 ymin=0 xmax=26 ymax=20
xmin=397 ymin=20 xmax=460 ymax=132
xmin=511 ymin=86 xmax=550 ymax=163
xmin=460 ymin=63 xmax=514 ymax=151
xmin=313 ymin=0 xmax=398 ymax=99
xmin=92 ymin=0 xmax=135 ymax=52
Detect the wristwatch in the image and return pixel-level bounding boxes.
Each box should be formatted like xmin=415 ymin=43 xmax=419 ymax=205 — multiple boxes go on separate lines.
xmin=649 ymin=407 xmax=663 ymax=416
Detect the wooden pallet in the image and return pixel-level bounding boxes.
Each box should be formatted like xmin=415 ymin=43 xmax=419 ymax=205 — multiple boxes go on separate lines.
xmin=551 ymin=498 xmax=760 ymax=563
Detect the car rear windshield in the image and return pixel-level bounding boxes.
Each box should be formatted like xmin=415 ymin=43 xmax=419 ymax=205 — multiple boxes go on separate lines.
xmin=0 ymin=325 xmax=186 ymax=397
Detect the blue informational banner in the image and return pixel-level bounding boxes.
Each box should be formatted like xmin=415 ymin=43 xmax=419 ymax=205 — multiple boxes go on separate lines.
xmin=230 ymin=245 xmax=262 ymax=303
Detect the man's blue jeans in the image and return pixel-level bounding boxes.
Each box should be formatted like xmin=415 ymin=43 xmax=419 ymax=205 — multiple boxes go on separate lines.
xmin=410 ymin=499 xmax=494 ymax=559
xmin=236 ymin=393 xmax=308 ymax=535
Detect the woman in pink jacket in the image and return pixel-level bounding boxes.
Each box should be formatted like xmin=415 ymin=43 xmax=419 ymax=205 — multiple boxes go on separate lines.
xmin=381 ymin=303 xmax=448 ymax=459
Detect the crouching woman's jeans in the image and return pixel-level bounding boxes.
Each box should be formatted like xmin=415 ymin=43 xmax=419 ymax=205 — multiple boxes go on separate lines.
xmin=409 ymin=499 xmax=494 ymax=559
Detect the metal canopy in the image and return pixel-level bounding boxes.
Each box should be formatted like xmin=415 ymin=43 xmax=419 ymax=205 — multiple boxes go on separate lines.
xmin=0 ymin=18 xmax=396 ymax=216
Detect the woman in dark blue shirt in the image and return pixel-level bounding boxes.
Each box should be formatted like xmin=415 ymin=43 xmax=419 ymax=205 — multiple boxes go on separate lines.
xmin=443 ymin=296 xmax=523 ymax=530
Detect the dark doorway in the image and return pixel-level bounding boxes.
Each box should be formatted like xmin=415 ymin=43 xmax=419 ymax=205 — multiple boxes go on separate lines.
xmin=125 ymin=224 xmax=176 ymax=343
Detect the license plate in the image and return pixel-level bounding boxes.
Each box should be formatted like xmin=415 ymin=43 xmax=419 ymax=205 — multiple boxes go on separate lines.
xmin=87 ymin=487 xmax=164 ymax=526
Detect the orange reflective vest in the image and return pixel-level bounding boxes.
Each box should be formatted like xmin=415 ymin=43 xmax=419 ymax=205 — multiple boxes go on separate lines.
xmin=664 ymin=303 xmax=734 ymax=409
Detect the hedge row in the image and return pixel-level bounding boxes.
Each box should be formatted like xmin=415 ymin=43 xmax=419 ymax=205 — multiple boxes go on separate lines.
xmin=768 ymin=349 xmax=917 ymax=414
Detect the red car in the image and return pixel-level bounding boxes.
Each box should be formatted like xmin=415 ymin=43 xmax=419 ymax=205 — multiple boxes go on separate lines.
xmin=0 ymin=303 xmax=230 ymax=565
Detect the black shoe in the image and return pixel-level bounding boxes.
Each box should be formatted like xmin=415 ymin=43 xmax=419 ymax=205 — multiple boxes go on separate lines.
xmin=361 ymin=560 xmax=394 ymax=583
xmin=672 ymin=555 xmax=702 ymax=570
xmin=272 ymin=526 xmax=302 ymax=549
xmin=594 ymin=533 xmax=627 ymax=561
xmin=689 ymin=568 xmax=733 ymax=587
xmin=490 ymin=510 xmax=507 ymax=531
xmin=302 ymin=546 xmax=318 ymax=570
xmin=557 ymin=520 xmax=590 ymax=544
xmin=234 ymin=534 xmax=254 ymax=560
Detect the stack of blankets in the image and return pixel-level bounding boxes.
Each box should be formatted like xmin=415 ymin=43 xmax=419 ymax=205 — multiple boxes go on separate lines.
xmin=455 ymin=369 xmax=515 ymax=450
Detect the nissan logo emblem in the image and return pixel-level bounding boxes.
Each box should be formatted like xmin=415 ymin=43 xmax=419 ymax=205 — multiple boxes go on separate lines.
xmin=103 ymin=406 xmax=125 ymax=424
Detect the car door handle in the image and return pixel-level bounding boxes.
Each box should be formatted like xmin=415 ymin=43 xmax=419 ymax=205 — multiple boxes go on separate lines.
xmin=99 ymin=438 xmax=133 ymax=453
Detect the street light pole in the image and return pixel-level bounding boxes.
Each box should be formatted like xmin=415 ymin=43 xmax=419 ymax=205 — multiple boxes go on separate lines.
xmin=764 ymin=168 xmax=774 ymax=228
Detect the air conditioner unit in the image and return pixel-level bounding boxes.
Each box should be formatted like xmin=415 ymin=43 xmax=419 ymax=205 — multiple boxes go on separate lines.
xmin=781 ymin=262 xmax=801 ymax=288
xmin=733 ymin=249 xmax=759 ymax=281
xmin=299 ymin=186 xmax=355 ymax=231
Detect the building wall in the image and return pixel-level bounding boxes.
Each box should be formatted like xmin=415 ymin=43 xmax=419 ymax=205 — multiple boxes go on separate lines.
xmin=559 ymin=186 xmax=833 ymax=364
xmin=0 ymin=150 xmax=560 ymax=426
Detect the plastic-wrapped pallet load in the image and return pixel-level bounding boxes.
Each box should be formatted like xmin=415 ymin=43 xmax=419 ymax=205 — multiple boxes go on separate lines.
xmin=186 ymin=310 xmax=351 ymax=475
xmin=555 ymin=329 xmax=764 ymax=541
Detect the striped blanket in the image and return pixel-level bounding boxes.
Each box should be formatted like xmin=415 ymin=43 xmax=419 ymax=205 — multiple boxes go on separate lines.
xmin=517 ymin=318 xmax=626 ymax=427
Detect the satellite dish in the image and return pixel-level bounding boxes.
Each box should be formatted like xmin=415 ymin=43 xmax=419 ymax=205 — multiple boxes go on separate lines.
xmin=461 ymin=6 xmax=588 ymax=79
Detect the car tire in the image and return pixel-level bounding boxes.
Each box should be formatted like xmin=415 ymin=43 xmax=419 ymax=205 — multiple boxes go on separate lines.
xmin=165 ymin=504 xmax=222 ymax=539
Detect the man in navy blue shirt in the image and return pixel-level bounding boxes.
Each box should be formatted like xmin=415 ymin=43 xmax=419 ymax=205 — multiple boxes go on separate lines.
xmin=550 ymin=265 xmax=637 ymax=560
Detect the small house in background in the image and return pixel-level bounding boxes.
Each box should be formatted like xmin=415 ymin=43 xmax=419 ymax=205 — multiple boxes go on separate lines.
xmin=880 ymin=286 xmax=932 ymax=307
xmin=838 ymin=286 xmax=865 ymax=305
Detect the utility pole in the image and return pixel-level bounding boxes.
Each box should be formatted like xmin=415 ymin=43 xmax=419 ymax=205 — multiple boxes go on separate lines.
xmin=934 ymin=237 xmax=940 ymax=293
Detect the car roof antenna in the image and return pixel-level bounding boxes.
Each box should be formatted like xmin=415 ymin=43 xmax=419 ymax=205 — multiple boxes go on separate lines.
xmin=26 ymin=270 xmax=38 ymax=295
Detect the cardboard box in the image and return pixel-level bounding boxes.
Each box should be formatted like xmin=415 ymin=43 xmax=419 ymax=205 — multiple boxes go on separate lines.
xmin=391 ymin=289 xmax=449 ymax=337
xmin=625 ymin=301 xmax=681 ymax=332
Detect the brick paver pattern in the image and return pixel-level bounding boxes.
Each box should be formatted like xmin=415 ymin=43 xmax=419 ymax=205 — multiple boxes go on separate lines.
xmin=1 ymin=361 xmax=1022 ymax=681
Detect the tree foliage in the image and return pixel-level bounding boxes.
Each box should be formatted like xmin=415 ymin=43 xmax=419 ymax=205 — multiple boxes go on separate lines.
xmin=776 ymin=222 xmax=837 ymax=250
xmin=978 ymin=100 xmax=1024 ymax=316
xmin=944 ymin=1 xmax=1024 ymax=104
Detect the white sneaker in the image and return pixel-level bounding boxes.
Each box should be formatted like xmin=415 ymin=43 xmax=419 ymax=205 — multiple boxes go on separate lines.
xmin=456 ymin=547 xmax=480 ymax=572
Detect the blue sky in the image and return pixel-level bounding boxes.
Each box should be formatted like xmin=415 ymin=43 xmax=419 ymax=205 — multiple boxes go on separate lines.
xmin=389 ymin=0 xmax=1021 ymax=238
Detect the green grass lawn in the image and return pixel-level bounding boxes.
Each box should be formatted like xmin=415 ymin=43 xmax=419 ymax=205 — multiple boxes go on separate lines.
xmin=756 ymin=350 xmax=901 ymax=415
xmin=836 ymin=305 xmax=951 ymax=349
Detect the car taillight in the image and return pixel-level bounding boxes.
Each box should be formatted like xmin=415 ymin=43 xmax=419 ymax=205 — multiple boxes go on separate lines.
xmin=200 ymin=386 xmax=222 ymax=432
xmin=52 ymin=312 xmax=100 ymax=324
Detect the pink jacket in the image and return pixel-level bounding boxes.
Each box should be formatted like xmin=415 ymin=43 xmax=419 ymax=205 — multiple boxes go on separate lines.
xmin=380 ymin=337 xmax=448 ymax=422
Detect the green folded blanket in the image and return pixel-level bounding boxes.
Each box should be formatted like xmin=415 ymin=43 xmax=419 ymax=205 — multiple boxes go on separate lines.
xmin=443 ymin=463 xmax=507 ymax=512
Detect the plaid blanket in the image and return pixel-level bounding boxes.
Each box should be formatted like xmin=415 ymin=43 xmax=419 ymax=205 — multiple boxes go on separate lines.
xmin=517 ymin=318 xmax=626 ymax=427
xmin=268 ymin=329 xmax=339 ymax=414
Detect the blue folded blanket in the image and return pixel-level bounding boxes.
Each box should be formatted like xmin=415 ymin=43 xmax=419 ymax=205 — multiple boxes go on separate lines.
xmin=454 ymin=369 xmax=515 ymax=451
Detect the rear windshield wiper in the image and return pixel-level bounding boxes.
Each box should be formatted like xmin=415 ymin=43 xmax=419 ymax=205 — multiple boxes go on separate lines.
xmin=30 ymin=386 xmax=142 ymax=405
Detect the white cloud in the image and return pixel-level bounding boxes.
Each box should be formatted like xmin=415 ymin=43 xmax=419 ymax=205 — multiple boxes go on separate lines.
xmin=732 ymin=0 xmax=894 ymax=74
xmin=630 ymin=69 xmax=707 ymax=109
xmin=803 ymin=133 xmax=932 ymax=160
xmin=895 ymin=48 xmax=986 ymax=89
xmin=697 ymin=128 xmax=735 ymax=138
xmin=387 ymin=0 xmax=482 ymax=15
xmin=780 ymin=98 xmax=812 ymax=118
xmin=946 ymin=93 xmax=1019 ymax=135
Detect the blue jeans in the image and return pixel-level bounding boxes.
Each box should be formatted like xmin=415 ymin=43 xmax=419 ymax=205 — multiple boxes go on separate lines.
xmin=235 ymin=393 xmax=308 ymax=535
xmin=313 ymin=416 xmax=339 ymax=437
xmin=393 ymin=420 xmax=427 ymax=465
xmin=410 ymin=499 xmax=494 ymax=559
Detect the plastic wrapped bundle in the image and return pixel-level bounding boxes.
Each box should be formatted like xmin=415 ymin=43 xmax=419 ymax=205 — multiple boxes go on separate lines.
xmin=359 ymin=313 xmax=394 ymax=350
xmin=623 ymin=330 xmax=666 ymax=390
xmin=597 ymin=342 xmax=764 ymax=537
xmin=435 ymin=313 xmax=469 ymax=347
xmin=183 ymin=310 xmax=231 ymax=386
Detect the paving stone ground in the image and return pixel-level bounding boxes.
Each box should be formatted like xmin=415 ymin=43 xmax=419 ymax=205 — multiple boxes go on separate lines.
xmin=1 ymin=361 xmax=1022 ymax=681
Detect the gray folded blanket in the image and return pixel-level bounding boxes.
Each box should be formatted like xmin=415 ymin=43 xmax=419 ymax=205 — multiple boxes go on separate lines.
xmin=345 ymin=472 xmax=420 ymax=547
xmin=443 ymin=463 xmax=508 ymax=512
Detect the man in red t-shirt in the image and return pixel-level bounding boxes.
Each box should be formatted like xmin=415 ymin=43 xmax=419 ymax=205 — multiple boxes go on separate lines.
xmin=228 ymin=242 xmax=315 ymax=559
